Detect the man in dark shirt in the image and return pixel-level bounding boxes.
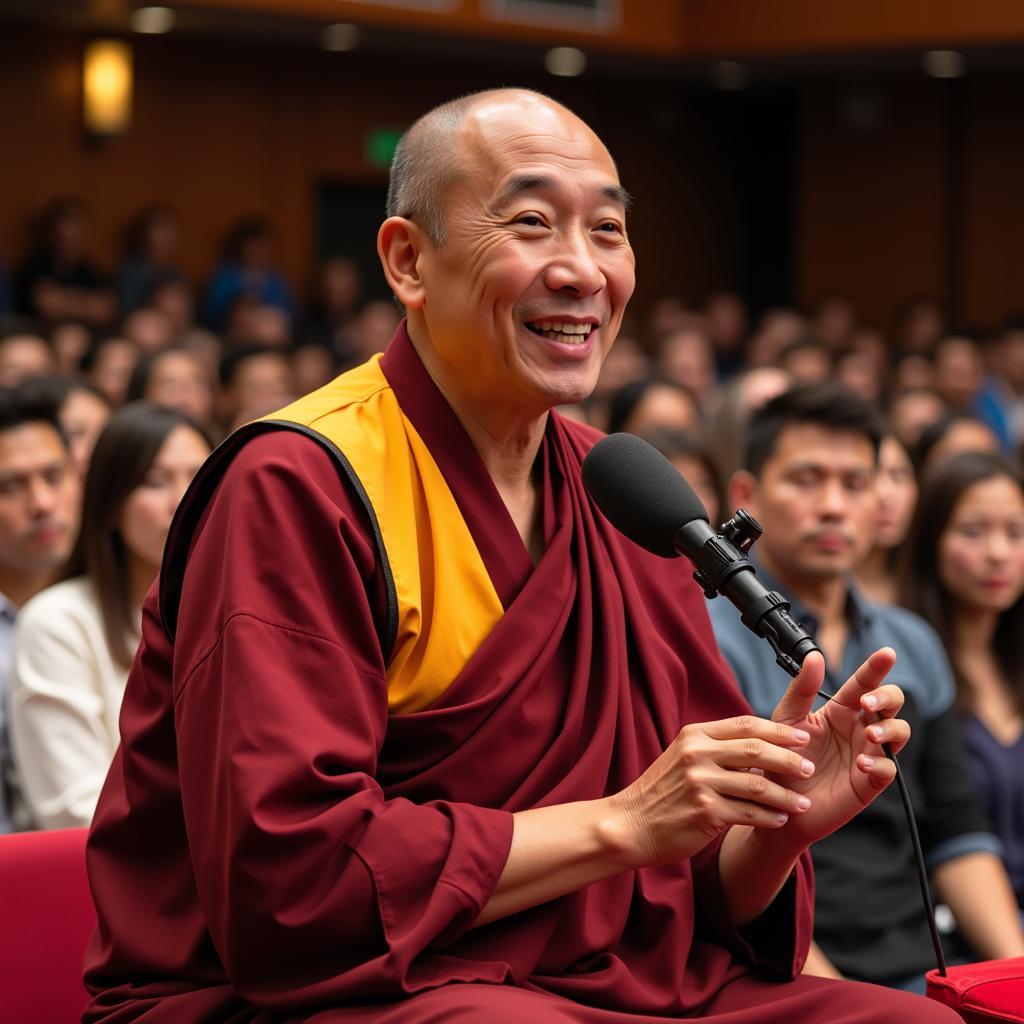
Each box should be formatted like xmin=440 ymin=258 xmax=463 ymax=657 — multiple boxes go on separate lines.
xmin=709 ymin=382 xmax=1024 ymax=991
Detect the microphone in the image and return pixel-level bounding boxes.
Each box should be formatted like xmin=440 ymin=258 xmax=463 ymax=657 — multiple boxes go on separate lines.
xmin=582 ymin=432 xmax=821 ymax=678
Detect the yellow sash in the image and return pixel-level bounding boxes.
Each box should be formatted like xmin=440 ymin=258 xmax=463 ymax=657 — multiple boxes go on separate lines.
xmin=260 ymin=356 xmax=505 ymax=714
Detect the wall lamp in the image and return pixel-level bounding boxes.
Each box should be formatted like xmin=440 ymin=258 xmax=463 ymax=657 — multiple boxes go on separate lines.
xmin=83 ymin=39 xmax=133 ymax=137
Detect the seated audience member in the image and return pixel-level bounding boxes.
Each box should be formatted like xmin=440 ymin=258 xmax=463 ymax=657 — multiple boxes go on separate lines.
xmin=702 ymin=290 xmax=748 ymax=378
xmin=17 ymin=197 xmax=115 ymax=329
xmin=705 ymin=366 xmax=791 ymax=489
xmin=126 ymin=347 xmax=214 ymax=435
xmin=11 ymin=403 xmax=211 ymax=829
xmin=50 ymin=320 xmax=93 ymax=377
xmin=203 ymin=217 xmax=296 ymax=332
xmin=302 ymin=255 xmax=363 ymax=357
xmin=896 ymin=298 xmax=946 ymax=358
xmin=975 ymin=320 xmax=1024 ymax=453
xmin=121 ymin=307 xmax=175 ymax=354
xmin=0 ymin=382 xmax=81 ymax=832
xmin=915 ymin=411 xmax=1000 ymax=477
xmin=893 ymin=353 xmax=936 ymax=393
xmin=56 ymin=380 xmax=112 ymax=478
xmin=708 ymin=383 xmax=1024 ymax=991
xmin=932 ymin=333 xmax=985 ymax=413
xmin=639 ymin=426 xmax=722 ymax=525
xmin=835 ymin=344 xmax=885 ymax=406
xmin=855 ymin=433 xmax=918 ymax=605
xmin=811 ymin=295 xmax=856 ymax=353
xmin=345 ymin=299 xmax=402 ymax=363
xmin=645 ymin=293 xmax=688 ymax=342
xmin=655 ymin=323 xmax=718 ymax=412
xmin=225 ymin=296 xmax=292 ymax=350
xmin=585 ymin=331 xmax=648 ymax=430
xmin=745 ymin=308 xmax=807 ymax=367
xmin=0 ymin=325 xmax=55 ymax=386
xmin=888 ymin=387 xmax=946 ymax=452
xmin=775 ymin=337 xmax=831 ymax=384
xmin=82 ymin=335 xmax=139 ymax=407
xmin=606 ymin=376 xmax=700 ymax=436
xmin=218 ymin=344 xmax=293 ymax=432
xmin=290 ymin=341 xmax=338 ymax=397
xmin=901 ymin=451 xmax=1024 ymax=910
xmin=148 ymin=276 xmax=196 ymax=336
xmin=116 ymin=204 xmax=186 ymax=315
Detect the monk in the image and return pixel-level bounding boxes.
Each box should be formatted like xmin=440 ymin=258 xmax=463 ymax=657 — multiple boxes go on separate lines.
xmin=82 ymin=90 xmax=957 ymax=1022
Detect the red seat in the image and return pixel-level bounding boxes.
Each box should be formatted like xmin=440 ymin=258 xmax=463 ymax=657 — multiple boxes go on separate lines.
xmin=927 ymin=957 xmax=1024 ymax=1022
xmin=0 ymin=828 xmax=96 ymax=1024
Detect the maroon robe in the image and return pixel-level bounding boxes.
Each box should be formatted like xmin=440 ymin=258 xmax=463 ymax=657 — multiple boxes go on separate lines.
xmin=82 ymin=329 xmax=956 ymax=1022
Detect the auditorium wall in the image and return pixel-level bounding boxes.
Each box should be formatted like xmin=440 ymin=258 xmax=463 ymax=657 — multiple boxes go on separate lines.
xmin=0 ymin=23 xmax=738 ymax=318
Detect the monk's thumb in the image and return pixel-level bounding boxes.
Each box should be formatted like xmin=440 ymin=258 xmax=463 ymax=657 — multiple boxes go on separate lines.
xmin=772 ymin=650 xmax=825 ymax=724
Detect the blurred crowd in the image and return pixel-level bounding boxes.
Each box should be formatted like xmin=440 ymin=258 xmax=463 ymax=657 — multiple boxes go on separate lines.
xmin=1 ymin=193 xmax=1023 ymax=989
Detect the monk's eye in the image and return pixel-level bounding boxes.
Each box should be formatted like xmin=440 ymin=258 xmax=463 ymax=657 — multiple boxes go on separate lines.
xmin=514 ymin=215 xmax=545 ymax=227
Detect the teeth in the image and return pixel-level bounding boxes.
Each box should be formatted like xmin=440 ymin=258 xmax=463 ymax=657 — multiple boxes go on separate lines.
xmin=528 ymin=321 xmax=592 ymax=335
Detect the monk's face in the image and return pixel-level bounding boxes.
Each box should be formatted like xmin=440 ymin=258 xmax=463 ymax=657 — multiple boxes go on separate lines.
xmin=416 ymin=98 xmax=635 ymax=415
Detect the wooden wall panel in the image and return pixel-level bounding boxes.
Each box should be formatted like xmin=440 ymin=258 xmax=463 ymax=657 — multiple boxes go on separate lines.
xmin=795 ymin=81 xmax=950 ymax=329
xmin=963 ymin=77 xmax=1024 ymax=328
xmin=0 ymin=24 xmax=737 ymax=317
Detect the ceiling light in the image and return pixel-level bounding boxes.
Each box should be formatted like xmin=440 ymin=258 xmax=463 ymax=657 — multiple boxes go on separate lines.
xmin=545 ymin=47 xmax=586 ymax=77
xmin=923 ymin=50 xmax=966 ymax=79
xmin=710 ymin=61 xmax=749 ymax=91
xmin=131 ymin=6 xmax=175 ymax=34
xmin=322 ymin=23 xmax=361 ymax=52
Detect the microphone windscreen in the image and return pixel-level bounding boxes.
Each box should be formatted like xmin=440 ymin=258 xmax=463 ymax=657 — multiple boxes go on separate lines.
xmin=582 ymin=433 xmax=708 ymax=559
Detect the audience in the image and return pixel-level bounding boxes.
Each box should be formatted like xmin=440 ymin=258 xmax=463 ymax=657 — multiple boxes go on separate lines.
xmin=10 ymin=403 xmax=211 ymax=829
xmin=55 ymin=380 xmax=112 ymax=478
xmin=0 ymin=325 xmax=55 ymax=386
xmin=915 ymin=410 xmax=1000 ymax=477
xmin=0 ymin=382 xmax=80 ymax=832
xmin=218 ymin=344 xmax=293 ymax=432
xmin=116 ymin=204 xmax=186 ymax=316
xmin=16 ymin=197 xmax=115 ymax=329
xmin=902 ymin=451 xmax=1024 ymax=911
xmin=708 ymin=383 xmax=1024 ymax=991
xmin=126 ymin=347 xmax=215 ymax=434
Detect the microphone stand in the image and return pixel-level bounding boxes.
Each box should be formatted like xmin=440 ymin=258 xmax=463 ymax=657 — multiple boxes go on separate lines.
xmin=691 ymin=510 xmax=948 ymax=978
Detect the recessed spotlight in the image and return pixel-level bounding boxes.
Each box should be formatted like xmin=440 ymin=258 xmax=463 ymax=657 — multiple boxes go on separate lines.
xmin=322 ymin=23 xmax=361 ymax=52
xmin=545 ymin=47 xmax=586 ymax=77
xmin=131 ymin=6 xmax=175 ymax=35
xmin=711 ymin=61 xmax=749 ymax=91
xmin=923 ymin=50 xmax=966 ymax=79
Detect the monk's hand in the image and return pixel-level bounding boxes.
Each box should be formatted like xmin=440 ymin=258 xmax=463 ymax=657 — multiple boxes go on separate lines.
xmin=767 ymin=647 xmax=910 ymax=846
xmin=609 ymin=713 xmax=819 ymax=868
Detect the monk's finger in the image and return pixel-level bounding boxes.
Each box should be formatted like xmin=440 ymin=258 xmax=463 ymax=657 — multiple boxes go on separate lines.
xmin=863 ymin=717 xmax=911 ymax=753
xmin=715 ymin=769 xmax=812 ymax=815
xmin=721 ymin=798 xmax=792 ymax=829
xmin=857 ymin=753 xmax=898 ymax=791
xmin=701 ymin=715 xmax=810 ymax=748
xmin=830 ymin=647 xmax=896 ymax=711
xmin=770 ymin=650 xmax=825 ymax=726
xmin=859 ymin=683 xmax=905 ymax=718
xmin=714 ymin=737 xmax=816 ymax=779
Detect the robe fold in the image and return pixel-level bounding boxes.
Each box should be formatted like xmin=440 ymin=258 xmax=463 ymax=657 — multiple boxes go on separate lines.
xmin=82 ymin=326 xmax=949 ymax=1023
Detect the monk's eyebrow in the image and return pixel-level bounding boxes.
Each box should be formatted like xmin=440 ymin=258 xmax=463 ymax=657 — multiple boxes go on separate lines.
xmin=494 ymin=175 xmax=633 ymax=211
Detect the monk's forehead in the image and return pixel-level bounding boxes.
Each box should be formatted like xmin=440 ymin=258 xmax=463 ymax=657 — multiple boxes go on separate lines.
xmin=454 ymin=95 xmax=618 ymax=183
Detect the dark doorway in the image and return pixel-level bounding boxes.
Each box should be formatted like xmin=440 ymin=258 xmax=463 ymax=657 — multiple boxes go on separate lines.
xmin=316 ymin=183 xmax=392 ymax=301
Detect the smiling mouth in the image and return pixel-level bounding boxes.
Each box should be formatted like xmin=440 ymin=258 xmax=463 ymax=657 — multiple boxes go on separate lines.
xmin=524 ymin=321 xmax=595 ymax=345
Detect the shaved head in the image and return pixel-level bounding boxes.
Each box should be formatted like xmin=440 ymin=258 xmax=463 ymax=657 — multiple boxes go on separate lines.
xmin=386 ymin=88 xmax=612 ymax=247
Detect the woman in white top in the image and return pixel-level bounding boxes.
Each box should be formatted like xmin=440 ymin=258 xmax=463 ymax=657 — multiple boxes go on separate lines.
xmin=11 ymin=402 xmax=211 ymax=829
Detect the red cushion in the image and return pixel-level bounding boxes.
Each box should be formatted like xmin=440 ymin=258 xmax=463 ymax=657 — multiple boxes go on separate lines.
xmin=0 ymin=829 xmax=96 ymax=1024
xmin=927 ymin=957 xmax=1024 ymax=1023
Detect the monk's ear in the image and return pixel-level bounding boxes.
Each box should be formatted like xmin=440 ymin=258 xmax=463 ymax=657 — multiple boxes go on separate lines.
xmin=378 ymin=217 xmax=427 ymax=309
xmin=727 ymin=470 xmax=759 ymax=519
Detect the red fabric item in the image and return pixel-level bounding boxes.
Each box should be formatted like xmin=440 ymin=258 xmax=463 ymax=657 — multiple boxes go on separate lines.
xmin=0 ymin=828 xmax=95 ymax=1024
xmin=927 ymin=958 xmax=1024 ymax=1022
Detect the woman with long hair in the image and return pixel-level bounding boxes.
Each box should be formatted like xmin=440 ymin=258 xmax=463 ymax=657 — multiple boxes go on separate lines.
xmin=855 ymin=433 xmax=918 ymax=604
xmin=901 ymin=450 xmax=1024 ymax=908
xmin=10 ymin=402 xmax=211 ymax=828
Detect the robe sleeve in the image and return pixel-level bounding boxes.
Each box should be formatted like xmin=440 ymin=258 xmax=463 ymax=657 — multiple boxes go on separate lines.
xmin=690 ymin=828 xmax=815 ymax=979
xmin=172 ymin=432 xmax=514 ymax=1010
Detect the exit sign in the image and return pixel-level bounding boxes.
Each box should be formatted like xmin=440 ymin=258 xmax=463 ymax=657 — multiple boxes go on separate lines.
xmin=366 ymin=127 xmax=404 ymax=169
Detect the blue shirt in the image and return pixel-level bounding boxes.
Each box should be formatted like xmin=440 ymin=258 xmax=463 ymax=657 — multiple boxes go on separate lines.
xmin=708 ymin=562 xmax=998 ymax=982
